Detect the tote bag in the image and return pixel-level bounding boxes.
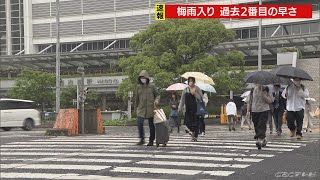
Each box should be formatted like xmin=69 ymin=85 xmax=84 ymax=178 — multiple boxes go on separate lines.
xmin=154 ymin=109 xmax=167 ymax=124
xmin=196 ymin=99 xmax=207 ymax=116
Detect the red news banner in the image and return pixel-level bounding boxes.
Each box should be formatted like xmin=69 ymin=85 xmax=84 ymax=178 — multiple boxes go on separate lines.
xmin=157 ymin=4 xmax=313 ymax=19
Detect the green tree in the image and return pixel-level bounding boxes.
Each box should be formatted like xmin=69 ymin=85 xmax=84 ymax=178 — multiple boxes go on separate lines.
xmin=116 ymin=19 xmax=245 ymax=100
xmin=8 ymin=69 xmax=55 ymax=111
xmin=60 ymin=86 xmax=100 ymax=109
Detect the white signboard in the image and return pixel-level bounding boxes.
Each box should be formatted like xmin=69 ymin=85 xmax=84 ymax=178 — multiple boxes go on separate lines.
xmin=62 ymin=76 xmax=128 ymax=87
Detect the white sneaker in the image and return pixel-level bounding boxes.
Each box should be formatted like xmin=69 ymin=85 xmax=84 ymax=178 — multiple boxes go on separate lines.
xmin=200 ymin=132 xmax=205 ymax=137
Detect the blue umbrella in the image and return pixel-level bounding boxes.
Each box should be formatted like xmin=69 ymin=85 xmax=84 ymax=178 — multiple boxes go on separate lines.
xmin=196 ymin=82 xmax=216 ymax=93
xmin=184 ymin=81 xmax=216 ymax=93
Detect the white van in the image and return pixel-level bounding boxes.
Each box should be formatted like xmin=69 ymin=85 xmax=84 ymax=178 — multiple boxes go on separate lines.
xmin=0 ymin=98 xmax=41 ymax=131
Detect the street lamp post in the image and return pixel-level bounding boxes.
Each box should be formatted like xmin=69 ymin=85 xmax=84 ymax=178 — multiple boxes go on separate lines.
xmin=258 ymin=0 xmax=262 ymax=71
xmin=77 ymin=66 xmax=85 ymax=135
xmin=55 ymin=0 xmax=61 ymax=113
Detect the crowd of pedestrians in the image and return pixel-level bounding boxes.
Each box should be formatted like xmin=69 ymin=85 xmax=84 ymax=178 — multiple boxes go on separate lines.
xmin=134 ymin=70 xmax=315 ymax=150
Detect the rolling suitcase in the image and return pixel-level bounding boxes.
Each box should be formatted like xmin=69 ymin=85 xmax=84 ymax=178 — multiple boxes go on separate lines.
xmin=154 ymin=109 xmax=170 ymax=147
xmin=155 ymin=122 xmax=170 ymax=147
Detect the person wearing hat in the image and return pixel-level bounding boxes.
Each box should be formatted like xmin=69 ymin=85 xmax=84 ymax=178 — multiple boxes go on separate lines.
xmin=272 ymin=83 xmax=286 ymax=136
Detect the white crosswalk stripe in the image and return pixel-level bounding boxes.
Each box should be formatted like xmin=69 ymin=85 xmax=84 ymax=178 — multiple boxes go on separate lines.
xmin=0 ymin=135 xmax=316 ymax=179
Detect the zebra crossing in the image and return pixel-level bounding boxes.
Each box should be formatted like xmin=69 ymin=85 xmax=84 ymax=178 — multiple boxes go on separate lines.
xmin=0 ymin=133 xmax=319 ymax=180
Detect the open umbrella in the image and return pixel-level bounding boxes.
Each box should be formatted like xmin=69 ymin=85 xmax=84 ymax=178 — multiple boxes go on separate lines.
xmin=181 ymin=72 xmax=215 ymax=85
xmin=183 ymin=81 xmax=216 ymax=93
xmin=241 ymin=90 xmax=251 ymax=98
xmin=270 ymin=66 xmax=293 ymax=85
xmin=244 ymin=70 xmax=281 ymax=85
xmin=275 ymin=66 xmax=313 ymax=81
xmin=195 ymin=82 xmax=216 ymax=93
xmin=166 ymin=83 xmax=188 ymax=91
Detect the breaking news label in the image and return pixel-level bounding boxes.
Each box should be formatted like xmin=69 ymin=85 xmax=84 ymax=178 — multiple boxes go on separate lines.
xmin=155 ymin=4 xmax=313 ymax=20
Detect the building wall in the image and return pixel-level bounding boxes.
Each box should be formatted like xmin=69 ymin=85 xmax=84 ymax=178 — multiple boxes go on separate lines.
xmin=297 ymin=58 xmax=320 ymax=126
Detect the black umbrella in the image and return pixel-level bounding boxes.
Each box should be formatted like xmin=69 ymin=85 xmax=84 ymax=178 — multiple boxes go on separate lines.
xmin=244 ymin=70 xmax=281 ymax=85
xmin=270 ymin=66 xmax=293 ymax=85
xmin=275 ymin=66 xmax=313 ymax=81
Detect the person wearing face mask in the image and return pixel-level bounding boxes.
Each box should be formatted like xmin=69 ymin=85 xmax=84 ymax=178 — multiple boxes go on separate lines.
xmin=134 ymin=70 xmax=160 ymax=146
xmin=282 ymin=78 xmax=309 ymax=139
xmin=178 ymin=77 xmax=203 ymax=141
xmin=247 ymin=84 xmax=273 ymax=150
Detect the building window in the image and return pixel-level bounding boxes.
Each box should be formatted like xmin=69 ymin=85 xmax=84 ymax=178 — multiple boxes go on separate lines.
xmin=125 ymin=39 xmax=130 ymax=48
xmin=249 ymin=28 xmax=257 ymax=38
xmin=292 ymin=24 xmax=300 ymax=35
xmin=98 ymin=42 xmax=104 ymax=50
xmin=235 ymin=30 xmax=241 ymax=39
xmin=283 ymin=25 xmax=291 ymax=35
xmin=120 ymin=40 xmax=126 ymax=48
xmin=93 ymin=42 xmax=98 ymax=50
xmin=301 ymin=23 xmax=310 ymax=34
xmin=310 ymin=22 xmax=320 ymax=33
xmin=88 ymin=42 xmax=93 ymax=51
xmin=242 ymin=29 xmax=249 ymax=39
xmin=266 ymin=26 xmax=277 ymax=37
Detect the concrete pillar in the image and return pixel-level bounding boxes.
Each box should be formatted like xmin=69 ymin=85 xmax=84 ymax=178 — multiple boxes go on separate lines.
xmin=5 ymin=0 xmax=12 ymax=55
xmin=23 ymin=0 xmax=35 ymax=54
xmin=102 ymin=95 xmax=107 ymax=111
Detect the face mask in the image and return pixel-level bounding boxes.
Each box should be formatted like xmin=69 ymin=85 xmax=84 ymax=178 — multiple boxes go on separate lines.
xmin=188 ymin=81 xmax=194 ymax=86
xmin=140 ymin=79 xmax=147 ymax=84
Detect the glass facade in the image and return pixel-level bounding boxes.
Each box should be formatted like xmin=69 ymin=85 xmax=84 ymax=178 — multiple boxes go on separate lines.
xmin=38 ymin=39 xmax=131 ymax=54
xmin=0 ymin=0 xmax=6 ymax=55
xmin=235 ymin=21 xmax=320 ymax=40
xmin=0 ymin=0 xmax=24 ymax=55
xmin=10 ymin=0 xmax=24 ymax=55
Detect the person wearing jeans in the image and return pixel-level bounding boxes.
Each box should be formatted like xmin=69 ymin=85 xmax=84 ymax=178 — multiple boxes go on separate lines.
xmin=134 ymin=70 xmax=160 ymax=146
xmin=247 ymin=84 xmax=272 ymax=150
xmin=282 ymin=78 xmax=309 ymax=139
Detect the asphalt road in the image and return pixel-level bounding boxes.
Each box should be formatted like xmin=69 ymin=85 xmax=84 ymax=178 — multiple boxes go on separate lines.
xmin=0 ymin=125 xmax=319 ymax=180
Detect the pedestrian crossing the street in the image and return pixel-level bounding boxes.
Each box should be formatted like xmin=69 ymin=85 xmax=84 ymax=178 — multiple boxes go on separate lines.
xmin=0 ymin=134 xmax=319 ymax=180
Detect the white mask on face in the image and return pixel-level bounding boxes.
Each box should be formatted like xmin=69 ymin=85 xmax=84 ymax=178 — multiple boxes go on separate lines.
xmin=188 ymin=81 xmax=194 ymax=86
xmin=140 ymin=78 xmax=147 ymax=84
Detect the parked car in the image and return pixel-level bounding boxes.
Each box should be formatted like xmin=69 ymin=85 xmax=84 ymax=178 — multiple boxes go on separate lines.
xmin=0 ymin=98 xmax=41 ymax=131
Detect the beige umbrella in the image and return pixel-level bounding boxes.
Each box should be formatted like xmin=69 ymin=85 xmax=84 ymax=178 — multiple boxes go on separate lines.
xmin=181 ymin=72 xmax=215 ymax=85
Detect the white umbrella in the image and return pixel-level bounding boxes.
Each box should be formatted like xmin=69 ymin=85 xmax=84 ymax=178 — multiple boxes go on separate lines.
xmin=306 ymin=98 xmax=316 ymax=102
xmin=166 ymin=83 xmax=188 ymax=91
xmin=181 ymin=72 xmax=215 ymax=85
xmin=241 ymin=91 xmax=251 ymax=98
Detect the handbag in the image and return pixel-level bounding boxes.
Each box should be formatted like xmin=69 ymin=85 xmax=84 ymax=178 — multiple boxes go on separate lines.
xmin=196 ymin=98 xmax=207 ymax=116
xmin=154 ymin=109 xmax=167 ymax=124
xmin=314 ymin=108 xmax=320 ymax=118
xmin=170 ymin=109 xmax=178 ymax=117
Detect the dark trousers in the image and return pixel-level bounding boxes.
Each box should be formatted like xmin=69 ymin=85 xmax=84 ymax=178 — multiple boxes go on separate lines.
xmin=199 ymin=117 xmax=205 ymax=134
xmin=137 ymin=116 xmax=155 ymax=143
xmin=273 ymin=108 xmax=284 ymax=133
xmin=187 ymin=124 xmax=199 ymax=138
xmin=252 ymin=111 xmax=268 ymax=140
xmin=286 ymin=110 xmax=304 ymax=136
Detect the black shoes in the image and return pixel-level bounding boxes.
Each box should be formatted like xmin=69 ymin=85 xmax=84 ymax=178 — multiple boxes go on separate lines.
xmin=147 ymin=142 xmax=154 ymax=146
